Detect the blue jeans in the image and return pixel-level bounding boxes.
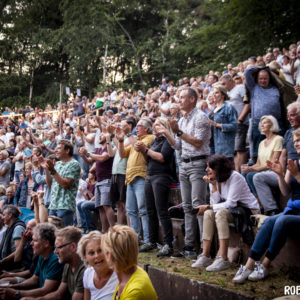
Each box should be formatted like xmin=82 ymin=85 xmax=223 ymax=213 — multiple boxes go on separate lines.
xmin=77 ymin=200 xmax=96 ymax=231
xmin=126 ymin=177 xmax=149 ymax=243
xmin=73 ymin=155 xmax=90 ymax=180
xmin=49 ymin=209 xmax=74 ymax=226
xmin=243 ymin=171 xmax=258 ymax=197
xmin=250 ymin=213 xmax=300 ymax=261
xmin=14 ymin=170 xmax=22 ymax=183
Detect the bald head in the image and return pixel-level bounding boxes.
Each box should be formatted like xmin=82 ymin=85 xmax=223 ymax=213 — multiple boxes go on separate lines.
xmin=257 ymin=70 xmax=270 ymax=89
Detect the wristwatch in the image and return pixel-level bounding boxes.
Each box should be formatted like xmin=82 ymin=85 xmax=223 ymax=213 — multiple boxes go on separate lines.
xmin=207 ymin=205 xmax=211 ymax=210
xmin=86 ymin=152 xmax=90 ymax=158
xmin=126 ymin=133 xmax=132 ymax=138
xmin=176 ymin=130 xmax=183 ymax=137
xmin=110 ymin=133 xmax=115 ymax=141
xmin=50 ymin=169 xmax=57 ymax=176
xmin=15 ymin=291 xmax=21 ymax=300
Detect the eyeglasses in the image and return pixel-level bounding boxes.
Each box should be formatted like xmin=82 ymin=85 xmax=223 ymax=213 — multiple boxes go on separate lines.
xmin=288 ymin=113 xmax=298 ymax=118
xmin=54 ymin=241 xmax=72 ymax=250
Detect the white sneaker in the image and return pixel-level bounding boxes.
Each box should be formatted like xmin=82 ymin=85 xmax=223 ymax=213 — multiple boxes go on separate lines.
xmin=206 ymin=256 xmax=231 ymax=272
xmin=191 ymin=254 xmax=213 ymax=268
xmin=248 ymin=262 xmax=269 ymax=281
xmin=232 ymin=265 xmax=253 ymax=284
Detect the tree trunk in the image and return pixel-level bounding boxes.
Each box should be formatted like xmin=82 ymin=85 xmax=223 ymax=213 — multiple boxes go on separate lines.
xmin=103 ymin=44 xmax=108 ymax=87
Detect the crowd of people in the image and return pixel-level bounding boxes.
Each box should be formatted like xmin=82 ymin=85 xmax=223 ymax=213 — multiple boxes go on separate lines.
xmin=0 ymin=42 xmax=299 ymax=299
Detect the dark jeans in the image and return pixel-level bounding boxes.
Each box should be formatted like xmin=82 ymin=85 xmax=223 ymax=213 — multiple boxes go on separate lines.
xmin=242 ymin=171 xmax=258 ymax=197
xmin=250 ymin=213 xmax=300 ymax=261
xmin=145 ymin=174 xmax=173 ymax=247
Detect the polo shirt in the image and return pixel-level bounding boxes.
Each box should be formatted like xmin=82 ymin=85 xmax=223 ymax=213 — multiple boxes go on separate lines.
xmin=34 ymin=251 xmax=64 ymax=287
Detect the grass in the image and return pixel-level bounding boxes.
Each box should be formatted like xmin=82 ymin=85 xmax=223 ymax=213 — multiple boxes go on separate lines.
xmin=138 ymin=251 xmax=299 ymax=299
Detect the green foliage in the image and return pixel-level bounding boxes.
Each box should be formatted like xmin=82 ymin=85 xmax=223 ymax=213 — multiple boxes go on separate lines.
xmin=0 ymin=0 xmax=299 ymax=107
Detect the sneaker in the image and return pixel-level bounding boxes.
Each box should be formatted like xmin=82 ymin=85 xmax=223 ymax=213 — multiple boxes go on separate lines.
xmin=171 ymin=246 xmax=197 ymax=259
xmin=139 ymin=242 xmax=157 ymax=253
xmin=192 ymin=253 xmax=213 ymax=268
xmin=248 ymin=262 xmax=269 ymax=281
xmin=206 ymin=256 xmax=231 ymax=272
xmin=232 ymin=265 xmax=253 ymax=284
xmin=157 ymin=244 xmax=173 ymax=257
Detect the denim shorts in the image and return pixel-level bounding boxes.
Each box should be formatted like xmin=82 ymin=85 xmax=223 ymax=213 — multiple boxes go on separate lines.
xmin=95 ymin=179 xmax=112 ymax=208
xmin=235 ymin=123 xmax=248 ymax=152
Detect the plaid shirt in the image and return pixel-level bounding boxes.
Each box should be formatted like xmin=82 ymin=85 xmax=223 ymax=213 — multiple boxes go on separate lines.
xmin=173 ymin=107 xmax=211 ymax=159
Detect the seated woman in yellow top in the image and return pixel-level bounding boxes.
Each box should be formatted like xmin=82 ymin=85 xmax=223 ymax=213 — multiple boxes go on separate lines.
xmin=242 ymin=115 xmax=283 ymax=214
xmin=101 ymin=225 xmax=158 ymax=300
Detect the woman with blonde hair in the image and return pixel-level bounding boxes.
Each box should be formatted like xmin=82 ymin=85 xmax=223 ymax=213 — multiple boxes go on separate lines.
xmin=209 ymin=84 xmax=238 ymax=160
xmin=101 ymin=225 xmax=157 ymax=300
xmin=135 ymin=117 xmax=176 ymax=256
xmin=13 ymin=162 xmax=38 ymax=207
xmin=78 ymin=231 xmax=118 ymax=300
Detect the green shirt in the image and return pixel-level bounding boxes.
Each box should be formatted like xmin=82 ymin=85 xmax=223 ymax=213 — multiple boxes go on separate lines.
xmin=34 ymin=251 xmax=64 ymax=288
xmin=62 ymin=260 xmax=85 ymax=296
xmin=49 ymin=159 xmax=81 ymax=212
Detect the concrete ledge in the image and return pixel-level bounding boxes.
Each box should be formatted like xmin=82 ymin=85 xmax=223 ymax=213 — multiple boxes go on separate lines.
xmin=142 ymin=265 xmax=254 ymax=300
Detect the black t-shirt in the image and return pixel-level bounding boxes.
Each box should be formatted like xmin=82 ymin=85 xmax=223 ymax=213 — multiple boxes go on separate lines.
xmin=147 ymin=136 xmax=176 ymax=179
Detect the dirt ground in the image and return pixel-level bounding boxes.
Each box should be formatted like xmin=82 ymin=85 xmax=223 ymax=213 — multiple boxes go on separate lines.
xmin=138 ymin=251 xmax=300 ymax=299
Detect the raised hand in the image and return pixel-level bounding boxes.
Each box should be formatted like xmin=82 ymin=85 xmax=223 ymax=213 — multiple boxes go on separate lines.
xmin=79 ymin=147 xmax=88 ymax=156
xmin=38 ymin=156 xmax=48 ymax=170
xmin=203 ymin=175 xmax=216 ymax=185
xmin=266 ymin=159 xmax=283 ymax=175
xmin=134 ymin=141 xmax=146 ymax=153
xmin=46 ymin=158 xmax=55 ymax=172
xmin=287 ymin=159 xmax=299 ymax=177
xmin=115 ymin=126 xmax=125 ymax=141
xmin=167 ymin=117 xmax=179 ymax=133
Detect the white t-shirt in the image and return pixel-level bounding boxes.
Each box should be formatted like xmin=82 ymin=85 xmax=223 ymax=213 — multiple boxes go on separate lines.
xmin=76 ymin=179 xmax=87 ymax=203
xmin=83 ymin=267 xmax=118 ymax=300
xmin=228 ymin=84 xmax=248 ymax=124
xmin=281 ymin=64 xmax=294 ymax=85
xmin=294 ymin=59 xmax=300 ymax=85
xmin=85 ymin=133 xmax=96 ymax=153
xmin=160 ymin=100 xmax=171 ymax=117
xmin=5 ymin=132 xmax=15 ymax=146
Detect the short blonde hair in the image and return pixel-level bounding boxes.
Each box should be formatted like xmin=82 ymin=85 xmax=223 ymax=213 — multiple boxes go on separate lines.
xmin=259 ymin=115 xmax=280 ymax=133
xmin=25 ymin=162 xmax=33 ymax=170
xmin=56 ymin=226 xmax=82 ymax=244
xmin=155 ymin=117 xmax=173 ymax=135
xmin=292 ymin=128 xmax=300 ymax=139
xmin=77 ymin=231 xmax=102 ymax=267
xmin=101 ymin=225 xmax=138 ymax=272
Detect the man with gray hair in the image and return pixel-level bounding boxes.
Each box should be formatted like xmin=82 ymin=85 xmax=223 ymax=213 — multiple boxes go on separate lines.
xmin=117 ymin=117 xmax=155 ymax=247
xmin=0 ymin=223 xmax=64 ymax=299
xmin=0 ymin=205 xmax=25 ymax=270
xmin=0 ymin=150 xmax=10 ymax=188
xmin=162 ymin=87 xmax=211 ymax=259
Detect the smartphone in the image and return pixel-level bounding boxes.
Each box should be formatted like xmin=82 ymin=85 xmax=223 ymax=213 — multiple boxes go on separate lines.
xmin=191 ymin=207 xmax=199 ymax=215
